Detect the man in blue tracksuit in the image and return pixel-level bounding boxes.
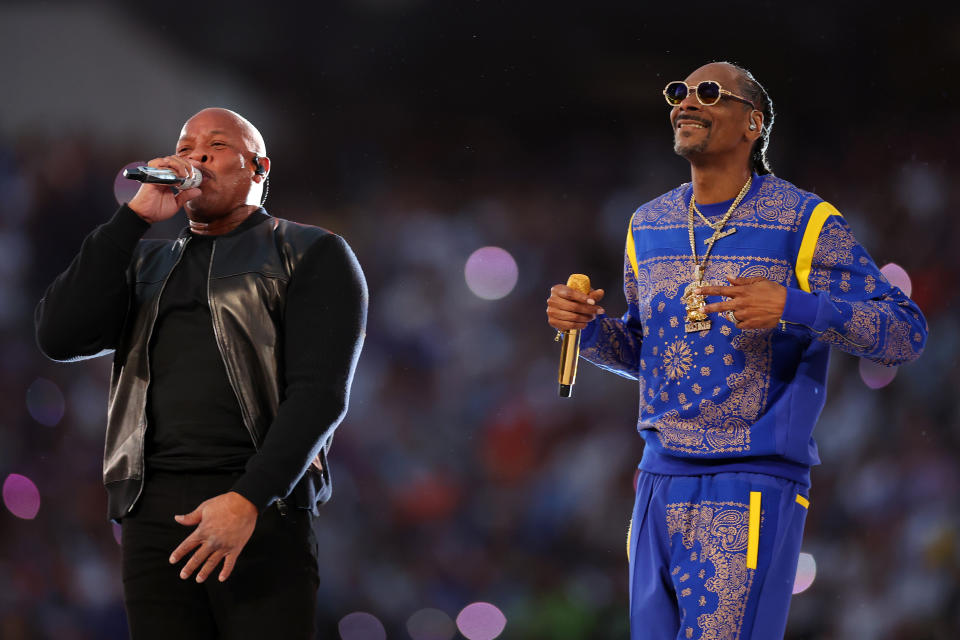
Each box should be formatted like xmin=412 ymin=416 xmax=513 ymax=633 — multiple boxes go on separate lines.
xmin=546 ymin=62 xmax=926 ymax=639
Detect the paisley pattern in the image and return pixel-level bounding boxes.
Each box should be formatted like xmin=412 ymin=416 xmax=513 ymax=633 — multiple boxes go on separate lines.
xmin=667 ymin=501 xmax=758 ymax=640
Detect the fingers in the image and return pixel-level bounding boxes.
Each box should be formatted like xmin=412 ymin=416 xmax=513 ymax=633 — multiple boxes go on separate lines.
xmin=219 ymin=555 xmax=238 ymax=583
xmin=147 ymin=155 xmax=194 ymax=179
xmin=727 ymin=276 xmax=764 ymax=285
xmin=588 ymin=289 xmax=605 ymax=303
xmin=546 ymin=283 xmax=605 ymax=331
xmin=169 ymin=530 xmax=202 ymax=566
xmin=178 ymin=542 xmax=216 ymax=581
xmin=175 ymin=506 xmax=203 ymax=526
xmin=195 ymin=549 xmax=227 ymax=584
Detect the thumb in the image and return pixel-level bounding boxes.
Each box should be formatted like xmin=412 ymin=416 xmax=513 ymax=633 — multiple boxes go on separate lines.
xmin=588 ymin=288 xmax=605 ymax=303
xmin=174 ymin=188 xmax=202 ymax=208
xmin=175 ymin=506 xmax=203 ymax=526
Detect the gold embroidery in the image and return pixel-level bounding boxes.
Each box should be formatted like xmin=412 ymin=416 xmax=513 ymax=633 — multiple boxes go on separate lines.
xmin=661 ymin=391 xmax=670 ymax=402
xmin=864 ymin=275 xmax=875 ymax=293
xmin=670 ymin=316 xmax=680 ymax=328
xmin=723 ymin=354 xmax=734 ymax=365
xmin=678 ymin=393 xmax=688 ymax=404
xmin=700 ymin=366 xmax=711 ymax=377
xmin=720 ymin=325 xmax=731 ymax=336
xmin=663 ymin=339 xmax=695 ymax=380
xmin=666 ymin=501 xmax=757 ymax=640
xmin=659 ymin=327 xmax=665 ymax=338
xmin=692 ymin=384 xmax=702 ymax=394
xmin=704 ymin=345 xmax=715 ymax=355
xmin=686 ymin=628 xmax=694 ymax=639
xmin=658 ymin=301 xmax=666 ymax=313
xmin=681 ymin=587 xmax=692 ymax=597
xmin=699 ymin=595 xmax=707 ymax=607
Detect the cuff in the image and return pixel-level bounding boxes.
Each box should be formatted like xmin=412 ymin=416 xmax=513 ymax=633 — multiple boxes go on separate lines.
xmin=780 ymin=287 xmax=819 ymax=331
xmin=229 ymin=472 xmax=279 ymax=514
xmin=99 ymin=205 xmax=151 ymax=252
xmin=578 ymin=314 xmax=605 ymax=349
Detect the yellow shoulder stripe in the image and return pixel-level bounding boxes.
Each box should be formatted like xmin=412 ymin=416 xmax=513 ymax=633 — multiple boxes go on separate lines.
xmin=795 ymin=202 xmax=843 ymax=293
xmin=626 ymin=213 xmax=639 ymax=283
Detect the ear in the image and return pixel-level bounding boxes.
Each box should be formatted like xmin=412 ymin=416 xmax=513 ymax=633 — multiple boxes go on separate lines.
xmin=750 ymin=111 xmax=763 ymax=133
xmin=252 ymin=155 xmax=271 ymax=182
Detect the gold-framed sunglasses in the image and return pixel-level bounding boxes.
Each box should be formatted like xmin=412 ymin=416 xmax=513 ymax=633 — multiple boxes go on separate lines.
xmin=663 ymin=81 xmax=756 ymax=109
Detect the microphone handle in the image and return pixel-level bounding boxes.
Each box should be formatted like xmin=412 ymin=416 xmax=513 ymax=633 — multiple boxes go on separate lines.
xmin=123 ymin=166 xmax=202 ymax=189
xmin=558 ymin=328 xmax=582 ymax=397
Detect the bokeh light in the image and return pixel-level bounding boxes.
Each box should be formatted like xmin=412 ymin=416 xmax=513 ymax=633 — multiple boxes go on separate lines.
xmin=338 ymin=611 xmax=386 ymax=640
xmin=406 ymin=607 xmax=456 ymax=640
xmin=456 ymin=602 xmax=507 ymax=640
xmin=859 ymin=357 xmax=897 ymax=390
xmin=3 ymin=474 xmax=41 ymax=520
xmin=112 ymin=522 xmax=122 ymax=545
xmin=880 ymin=262 xmax=912 ymax=297
xmin=114 ymin=162 xmax=146 ymax=206
xmin=793 ymin=552 xmax=817 ymax=594
xmin=26 ymin=377 xmax=65 ymax=426
xmin=464 ymin=247 xmax=519 ymax=300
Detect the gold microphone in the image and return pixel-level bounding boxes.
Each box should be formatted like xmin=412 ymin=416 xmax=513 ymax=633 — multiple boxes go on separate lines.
xmin=558 ymin=273 xmax=592 ymax=398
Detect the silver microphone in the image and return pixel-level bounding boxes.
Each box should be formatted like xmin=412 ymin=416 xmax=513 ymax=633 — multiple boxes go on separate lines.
xmin=123 ymin=165 xmax=202 ymax=190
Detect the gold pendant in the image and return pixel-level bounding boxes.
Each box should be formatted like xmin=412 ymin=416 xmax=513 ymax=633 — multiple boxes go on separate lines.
xmin=681 ymin=280 xmax=710 ymax=333
xmin=704 ymin=227 xmax=737 ymax=249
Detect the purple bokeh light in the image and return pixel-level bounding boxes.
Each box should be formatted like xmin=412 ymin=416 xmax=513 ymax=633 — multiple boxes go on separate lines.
xmin=406 ymin=607 xmax=455 ymax=640
xmin=880 ymin=262 xmax=912 ymax=297
xmin=26 ymin=377 xmax=65 ymax=426
xmin=114 ymin=161 xmax=146 ymax=206
xmin=338 ymin=611 xmax=386 ymax=640
xmin=456 ymin=602 xmax=507 ymax=640
xmin=464 ymin=247 xmax=519 ymax=300
xmin=113 ymin=522 xmax=123 ymax=545
xmin=3 ymin=474 xmax=41 ymax=520
xmin=793 ymin=552 xmax=817 ymax=594
xmin=859 ymin=357 xmax=897 ymax=390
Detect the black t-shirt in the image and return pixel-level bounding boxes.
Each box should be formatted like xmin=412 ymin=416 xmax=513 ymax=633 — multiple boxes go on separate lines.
xmin=145 ymin=214 xmax=269 ymax=472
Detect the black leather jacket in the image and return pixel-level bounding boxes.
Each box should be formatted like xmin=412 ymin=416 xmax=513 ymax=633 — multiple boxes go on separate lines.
xmin=37 ymin=208 xmax=367 ymax=520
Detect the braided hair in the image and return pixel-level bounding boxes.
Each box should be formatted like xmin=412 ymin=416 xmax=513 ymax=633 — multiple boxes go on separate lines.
xmin=722 ymin=62 xmax=775 ymax=175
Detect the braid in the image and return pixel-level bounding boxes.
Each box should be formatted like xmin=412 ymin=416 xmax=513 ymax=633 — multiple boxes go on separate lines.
xmin=721 ymin=62 xmax=775 ymax=175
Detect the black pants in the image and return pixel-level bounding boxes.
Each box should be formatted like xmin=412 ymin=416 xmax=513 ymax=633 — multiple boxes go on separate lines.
xmin=120 ymin=472 xmax=319 ymax=639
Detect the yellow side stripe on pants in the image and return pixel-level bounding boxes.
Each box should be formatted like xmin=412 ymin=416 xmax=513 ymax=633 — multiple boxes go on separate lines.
xmin=747 ymin=491 xmax=761 ymax=570
xmin=626 ymin=518 xmax=633 ymax=562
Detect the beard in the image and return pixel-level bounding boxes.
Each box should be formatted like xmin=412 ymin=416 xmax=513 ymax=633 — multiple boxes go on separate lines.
xmin=674 ymin=130 xmax=710 ymax=157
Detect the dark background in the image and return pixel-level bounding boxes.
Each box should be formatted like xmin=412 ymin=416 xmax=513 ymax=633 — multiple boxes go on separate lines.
xmin=1 ymin=1 xmax=958 ymax=638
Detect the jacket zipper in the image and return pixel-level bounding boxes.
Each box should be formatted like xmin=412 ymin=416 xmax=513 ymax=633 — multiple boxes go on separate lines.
xmin=128 ymin=236 xmax=191 ymax=514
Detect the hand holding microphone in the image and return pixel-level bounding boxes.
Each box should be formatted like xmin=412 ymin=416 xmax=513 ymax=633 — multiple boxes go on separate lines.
xmin=546 ymin=274 xmax=605 ymax=397
xmin=126 ymin=155 xmax=202 ymax=224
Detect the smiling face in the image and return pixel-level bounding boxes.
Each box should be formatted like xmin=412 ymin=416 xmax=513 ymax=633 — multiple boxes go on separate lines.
xmin=175 ymin=108 xmax=267 ymax=220
xmin=670 ymin=63 xmax=757 ymax=165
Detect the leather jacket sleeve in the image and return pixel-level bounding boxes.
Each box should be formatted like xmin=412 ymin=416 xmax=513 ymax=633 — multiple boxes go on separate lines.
xmin=230 ymin=233 xmax=368 ymax=511
xmin=35 ymin=205 xmax=150 ymax=362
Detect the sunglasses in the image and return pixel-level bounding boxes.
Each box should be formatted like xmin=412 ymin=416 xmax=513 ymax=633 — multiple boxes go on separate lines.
xmin=663 ymin=81 xmax=756 ymax=109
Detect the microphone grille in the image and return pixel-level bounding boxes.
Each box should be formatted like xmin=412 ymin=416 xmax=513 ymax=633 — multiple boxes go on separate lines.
xmin=566 ymin=273 xmax=591 ymax=294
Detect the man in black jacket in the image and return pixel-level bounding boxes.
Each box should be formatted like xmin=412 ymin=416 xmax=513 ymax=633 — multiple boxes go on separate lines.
xmin=35 ymin=108 xmax=368 ymax=639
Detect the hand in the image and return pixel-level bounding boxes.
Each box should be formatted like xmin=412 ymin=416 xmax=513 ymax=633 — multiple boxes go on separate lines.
xmin=128 ymin=155 xmax=202 ymax=224
xmin=546 ymin=284 xmax=606 ymax=331
xmin=698 ymin=276 xmax=787 ymax=330
xmin=169 ymin=491 xmax=258 ymax=583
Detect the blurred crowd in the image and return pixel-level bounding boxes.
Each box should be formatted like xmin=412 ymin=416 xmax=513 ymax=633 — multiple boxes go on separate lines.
xmin=1 ymin=6 xmax=959 ymax=637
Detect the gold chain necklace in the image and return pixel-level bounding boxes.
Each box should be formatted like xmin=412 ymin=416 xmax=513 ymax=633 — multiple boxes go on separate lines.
xmin=681 ymin=176 xmax=752 ymax=333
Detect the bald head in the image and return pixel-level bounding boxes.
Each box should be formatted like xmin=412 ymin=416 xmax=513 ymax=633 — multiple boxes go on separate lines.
xmin=181 ymin=108 xmax=266 ymax=157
